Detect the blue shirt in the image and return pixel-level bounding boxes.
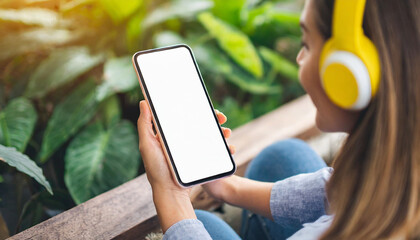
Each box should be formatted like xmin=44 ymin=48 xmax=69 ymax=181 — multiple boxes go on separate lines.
xmin=163 ymin=167 xmax=334 ymax=240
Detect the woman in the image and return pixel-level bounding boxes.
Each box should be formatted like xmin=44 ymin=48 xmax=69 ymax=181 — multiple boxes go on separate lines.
xmin=137 ymin=0 xmax=420 ymax=239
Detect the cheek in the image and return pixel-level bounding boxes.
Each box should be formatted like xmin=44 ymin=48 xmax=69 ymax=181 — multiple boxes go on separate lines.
xmin=298 ymin=51 xmax=325 ymax=109
xmin=298 ymin=50 xmax=359 ymax=132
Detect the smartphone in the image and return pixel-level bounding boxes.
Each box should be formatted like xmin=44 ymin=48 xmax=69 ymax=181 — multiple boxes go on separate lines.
xmin=132 ymin=44 xmax=236 ymax=187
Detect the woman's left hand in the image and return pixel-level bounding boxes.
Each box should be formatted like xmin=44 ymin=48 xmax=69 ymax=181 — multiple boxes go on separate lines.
xmin=137 ymin=100 xmax=234 ymax=232
xmin=137 ymin=100 xmax=234 ymax=195
xmin=137 ymin=100 xmax=187 ymax=196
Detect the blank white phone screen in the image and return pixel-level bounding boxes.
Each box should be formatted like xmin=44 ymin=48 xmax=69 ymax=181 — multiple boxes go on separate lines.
xmin=136 ymin=46 xmax=234 ymax=184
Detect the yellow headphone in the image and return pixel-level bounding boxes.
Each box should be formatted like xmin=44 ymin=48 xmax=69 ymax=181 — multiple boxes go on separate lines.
xmin=319 ymin=0 xmax=381 ymax=110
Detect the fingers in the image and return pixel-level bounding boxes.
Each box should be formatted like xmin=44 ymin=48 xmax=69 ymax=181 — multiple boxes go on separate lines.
xmin=138 ymin=100 xmax=155 ymax=147
xmin=221 ymin=127 xmax=231 ymax=138
xmin=215 ymin=109 xmax=227 ymax=125
xmin=229 ymin=145 xmax=236 ymax=154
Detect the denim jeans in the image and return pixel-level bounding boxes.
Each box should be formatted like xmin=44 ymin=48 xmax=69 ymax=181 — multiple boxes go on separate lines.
xmin=195 ymin=138 xmax=327 ymax=240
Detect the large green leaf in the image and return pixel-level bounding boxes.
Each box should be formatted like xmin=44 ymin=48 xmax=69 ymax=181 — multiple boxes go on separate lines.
xmin=65 ymin=121 xmax=140 ymax=204
xmin=195 ymin=45 xmax=281 ymax=94
xmin=153 ymin=33 xmax=274 ymax=93
xmin=126 ymin=13 xmax=144 ymax=52
xmin=39 ymin=80 xmax=100 ymax=163
xmin=0 ymin=145 xmax=52 ymax=195
xmin=242 ymin=3 xmax=300 ymax=46
xmin=259 ymin=46 xmax=298 ymax=81
xmin=143 ymin=0 xmax=212 ymax=29
xmin=198 ymin=12 xmax=263 ymax=78
xmin=98 ymin=95 xmax=121 ymax=128
xmin=212 ymin=0 xmax=246 ymax=26
xmin=99 ymin=0 xmax=142 ymax=24
xmin=96 ymin=56 xmax=138 ymax=101
xmin=224 ymin=68 xmax=281 ymax=94
xmin=243 ymin=3 xmax=300 ymax=35
xmin=0 ymin=98 xmax=37 ymax=152
xmin=24 ymin=47 xmax=104 ymax=99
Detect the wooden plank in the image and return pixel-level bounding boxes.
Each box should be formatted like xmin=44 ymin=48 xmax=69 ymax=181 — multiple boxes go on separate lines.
xmin=8 ymin=174 xmax=157 ymax=240
xmin=9 ymin=95 xmax=317 ymax=239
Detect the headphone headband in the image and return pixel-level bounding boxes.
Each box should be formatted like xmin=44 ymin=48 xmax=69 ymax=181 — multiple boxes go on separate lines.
xmin=333 ymin=0 xmax=366 ymax=51
xmin=320 ymin=0 xmax=381 ymax=110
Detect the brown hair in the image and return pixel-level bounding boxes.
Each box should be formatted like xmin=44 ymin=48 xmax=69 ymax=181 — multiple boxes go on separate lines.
xmin=313 ymin=0 xmax=420 ymax=239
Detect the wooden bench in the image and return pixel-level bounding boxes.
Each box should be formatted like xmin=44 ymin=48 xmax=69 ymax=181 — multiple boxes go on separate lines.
xmin=8 ymin=95 xmax=318 ymax=240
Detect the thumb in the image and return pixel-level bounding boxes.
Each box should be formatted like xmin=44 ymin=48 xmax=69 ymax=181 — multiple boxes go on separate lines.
xmin=138 ymin=100 xmax=155 ymax=141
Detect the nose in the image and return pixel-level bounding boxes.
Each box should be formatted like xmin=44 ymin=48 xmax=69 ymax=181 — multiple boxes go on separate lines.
xmin=296 ymin=49 xmax=304 ymax=66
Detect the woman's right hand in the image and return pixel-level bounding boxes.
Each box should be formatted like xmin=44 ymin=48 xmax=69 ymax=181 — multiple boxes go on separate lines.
xmin=201 ymin=110 xmax=237 ymax=202
xmin=214 ymin=109 xmax=236 ymax=155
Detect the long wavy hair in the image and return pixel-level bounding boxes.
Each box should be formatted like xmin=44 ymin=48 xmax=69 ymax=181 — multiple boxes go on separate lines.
xmin=312 ymin=0 xmax=420 ymax=239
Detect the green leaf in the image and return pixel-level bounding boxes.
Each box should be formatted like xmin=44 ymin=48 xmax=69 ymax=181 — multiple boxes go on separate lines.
xmin=250 ymin=94 xmax=283 ymax=118
xmin=224 ymin=68 xmax=282 ymax=94
xmin=143 ymin=0 xmax=213 ymax=29
xmin=195 ymin=45 xmax=280 ymax=94
xmin=24 ymin=47 xmax=104 ymax=99
xmin=0 ymin=8 xmax=69 ymax=27
xmin=0 ymin=98 xmax=37 ymax=152
xmin=0 ymin=145 xmax=52 ymax=195
xmin=99 ymin=0 xmax=142 ymax=24
xmin=65 ymin=121 xmax=140 ymax=204
xmin=198 ymin=12 xmax=263 ymax=78
xmin=242 ymin=3 xmax=300 ymax=45
xmin=214 ymin=97 xmax=252 ymax=129
xmin=39 ymin=80 xmax=100 ymax=163
xmin=259 ymin=46 xmax=298 ymax=81
xmin=212 ymin=0 xmax=246 ymax=26
xmin=243 ymin=3 xmax=300 ymax=35
xmin=96 ymin=56 xmax=139 ymax=101
xmin=0 ymin=126 xmax=3 ymax=146
xmin=126 ymin=13 xmax=144 ymax=52
xmin=99 ymin=95 xmax=121 ymax=128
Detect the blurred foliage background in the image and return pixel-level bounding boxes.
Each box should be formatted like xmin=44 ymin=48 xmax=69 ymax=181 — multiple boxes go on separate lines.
xmin=0 ymin=0 xmax=304 ymax=237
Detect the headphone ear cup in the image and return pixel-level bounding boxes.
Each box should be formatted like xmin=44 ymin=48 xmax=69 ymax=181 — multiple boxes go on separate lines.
xmin=321 ymin=51 xmax=372 ymax=110
xmin=319 ymin=38 xmax=378 ymax=110
xmin=359 ymin=36 xmax=381 ymax=96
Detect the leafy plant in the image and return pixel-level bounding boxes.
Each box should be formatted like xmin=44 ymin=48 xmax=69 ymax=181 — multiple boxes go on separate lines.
xmin=0 ymin=98 xmax=37 ymax=152
xmin=0 ymin=145 xmax=52 ymax=195
xmin=65 ymin=120 xmax=139 ymax=204
xmin=0 ymin=0 xmax=304 ymax=235
xmin=39 ymin=80 xmax=100 ymax=163
xmin=198 ymin=12 xmax=263 ymax=78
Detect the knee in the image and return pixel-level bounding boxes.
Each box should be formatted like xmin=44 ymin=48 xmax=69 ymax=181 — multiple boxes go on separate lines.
xmin=195 ymin=209 xmax=208 ymax=218
xmin=264 ymin=138 xmax=309 ymax=157
xmin=195 ymin=209 xmax=215 ymax=222
xmin=249 ymin=138 xmax=308 ymax=167
xmin=245 ymin=138 xmax=322 ymax=181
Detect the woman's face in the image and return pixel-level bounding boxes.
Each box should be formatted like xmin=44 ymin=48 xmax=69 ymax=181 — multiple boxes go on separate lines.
xmin=296 ymin=0 xmax=360 ymax=133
